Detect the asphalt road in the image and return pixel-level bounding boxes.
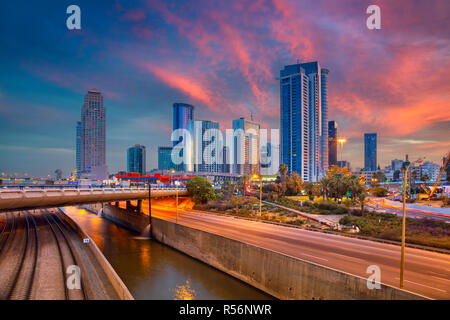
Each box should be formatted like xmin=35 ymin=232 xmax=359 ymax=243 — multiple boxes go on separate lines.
xmin=149 ymin=203 xmax=450 ymax=300
xmin=366 ymin=199 xmax=450 ymax=222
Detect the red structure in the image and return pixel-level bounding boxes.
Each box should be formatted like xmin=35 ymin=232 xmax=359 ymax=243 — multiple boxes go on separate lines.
xmin=115 ymin=172 xmax=195 ymax=185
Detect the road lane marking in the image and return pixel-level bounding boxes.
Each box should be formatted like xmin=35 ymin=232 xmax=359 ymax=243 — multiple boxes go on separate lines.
xmin=300 ymin=253 xmax=328 ymax=262
xmin=431 ymin=276 xmax=450 ymax=283
xmin=394 ymin=278 xmax=447 ymax=293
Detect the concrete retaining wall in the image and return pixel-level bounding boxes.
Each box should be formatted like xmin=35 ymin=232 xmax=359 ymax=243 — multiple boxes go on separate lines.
xmin=151 ymin=217 xmax=426 ymax=300
xmin=82 ymin=203 xmax=150 ymax=234
xmin=58 ymin=207 xmax=134 ymax=300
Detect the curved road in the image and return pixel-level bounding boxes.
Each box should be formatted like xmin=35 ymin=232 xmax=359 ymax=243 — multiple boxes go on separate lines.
xmin=145 ymin=201 xmax=450 ymax=300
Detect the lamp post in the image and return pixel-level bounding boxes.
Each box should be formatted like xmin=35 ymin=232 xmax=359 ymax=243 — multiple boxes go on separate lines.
xmin=175 ymin=179 xmax=179 ymax=223
xmin=252 ymin=173 xmax=262 ymax=216
xmin=148 ymin=181 xmax=152 ymax=227
xmin=400 ymin=157 xmax=424 ymax=288
xmin=337 ymin=138 xmax=346 ymax=168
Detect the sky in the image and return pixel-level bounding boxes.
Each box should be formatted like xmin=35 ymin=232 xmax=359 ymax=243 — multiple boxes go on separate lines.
xmin=0 ymin=0 xmax=449 ymax=177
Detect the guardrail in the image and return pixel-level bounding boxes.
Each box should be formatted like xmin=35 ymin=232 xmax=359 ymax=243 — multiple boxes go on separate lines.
xmin=0 ymin=187 xmax=188 ymax=211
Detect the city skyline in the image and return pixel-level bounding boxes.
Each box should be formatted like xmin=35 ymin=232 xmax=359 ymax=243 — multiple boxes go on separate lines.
xmin=0 ymin=1 xmax=449 ymax=176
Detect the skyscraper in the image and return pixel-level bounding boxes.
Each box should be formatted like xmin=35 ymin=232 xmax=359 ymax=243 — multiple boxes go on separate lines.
xmin=328 ymin=121 xmax=338 ymax=167
xmin=127 ymin=144 xmax=146 ymax=175
xmin=232 ymin=117 xmax=260 ymax=175
xmin=80 ymin=90 xmax=107 ymax=180
xmin=172 ymin=103 xmax=194 ymax=171
xmin=158 ymin=146 xmax=175 ymax=171
xmin=186 ymin=120 xmax=222 ymax=173
xmin=279 ymin=62 xmax=328 ymax=182
xmin=364 ymin=133 xmax=377 ymax=171
xmin=76 ymin=121 xmax=81 ymax=178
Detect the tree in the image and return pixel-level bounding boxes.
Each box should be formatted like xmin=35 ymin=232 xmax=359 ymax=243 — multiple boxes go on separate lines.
xmin=356 ymin=191 xmax=369 ymax=215
xmin=342 ymin=199 xmax=353 ymax=216
xmin=186 ymin=176 xmax=216 ymax=204
xmin=373 ymin=171 xmax=386 ymax=183
xmin=422 ymin=174 xmax=430 ymax=185
xmin=279 ymin=163 xmax=288 ymax=194
xmin=231 ymin=195 xmax=243 ymax=214
xmin=319 ymin=176 xmax=330 ymax=200
xmin=303 ymin=181 xmax=319 ymax=200
xmin=248 ymin=196 xmax=258 ymax=214
xmin=239 ymin=175 xmax=250 ymax=198
xmin=393 ymin=170 xmax=401 ymax=181
xmin=286 ymin=172 xmax=303 ymax=196
xmin=221 ymin=180 xmax=234 ymax=197
xmin=347 ymin=175 xmax=363 ymax=200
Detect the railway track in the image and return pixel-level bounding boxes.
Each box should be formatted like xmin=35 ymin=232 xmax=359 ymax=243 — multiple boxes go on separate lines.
xmin=0 ymin=210 xmax=87 ymax=300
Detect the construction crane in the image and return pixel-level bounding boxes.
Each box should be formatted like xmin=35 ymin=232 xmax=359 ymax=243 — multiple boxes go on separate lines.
xmin=419 ymin=150 xmax=450 ymax=201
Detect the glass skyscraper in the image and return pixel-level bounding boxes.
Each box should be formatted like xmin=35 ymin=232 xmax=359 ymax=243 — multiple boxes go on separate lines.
xmin=158 ymin=146 xmax=175 ymax=171
xmin=328 ymin=121 xmax=338 ymax=167
xmin=80 ymin=90 xmax=107 ymax=180
xmin=127 ymin=144 xmax=146 ymax=175
xmin=364 ymin=133 xmax=377 ymax=171
xmin=279 ymin=62 xmax=328 ymax=182
xmin=186 ymin=119 xmax=222 ymax=173
xmin=172 ymin=103 xmax=194 ymax=171
xmin=232 ymin=117 xmax=260 ymax=175
xmin=76 ymin=121 xmax=81 ymax=178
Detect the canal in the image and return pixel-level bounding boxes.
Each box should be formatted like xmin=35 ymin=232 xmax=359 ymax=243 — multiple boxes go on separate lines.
xmin=62 ymin=206 xmax=272 ymax=300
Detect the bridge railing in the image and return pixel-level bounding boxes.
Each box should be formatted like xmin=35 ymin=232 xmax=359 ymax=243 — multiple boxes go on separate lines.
xmin=0 ymin=187 xmax=188 ymax=211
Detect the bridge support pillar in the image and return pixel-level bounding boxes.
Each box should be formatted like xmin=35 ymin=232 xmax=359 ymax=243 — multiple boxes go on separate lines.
xmin=137 ymin=200 xmax=143 ymax=213
xmin=126 ymin=201 xmax=132 ymax=211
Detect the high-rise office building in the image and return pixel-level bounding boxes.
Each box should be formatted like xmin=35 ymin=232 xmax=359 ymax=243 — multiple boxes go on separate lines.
xmin=279 ymin=62 xmax=328 ymax=182
xmin=76 ymin=121 xmax=81 ymax=178
xmin=232 ymin=117 xmax=260 ymax=175
xmin=328 ymin=121 xmax=338 ymax=167
xmin=364 ymin=133 xmax=377 ymax=171
xmin=158 ymin=146 xmax=175 ymax=171
xmin=186 ymin=120 xmax=222 ymax=173
xmin=127 ymin=144 xmax=146 ymax=175
xmin=80 ymin=90 xmax=107 ymax=180
xmin=172 ymin=103 xmax=194 ymax=171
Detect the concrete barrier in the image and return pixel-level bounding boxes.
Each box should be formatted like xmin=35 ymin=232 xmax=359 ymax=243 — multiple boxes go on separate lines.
xmin=58 ymin=207 xmax=134 ymax=300
xmin=151 ymin=217 xmax=427 ymax=300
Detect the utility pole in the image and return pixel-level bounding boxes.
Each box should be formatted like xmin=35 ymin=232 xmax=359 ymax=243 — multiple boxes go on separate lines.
xmin=148 ymin=182 xmax=152 ymax=233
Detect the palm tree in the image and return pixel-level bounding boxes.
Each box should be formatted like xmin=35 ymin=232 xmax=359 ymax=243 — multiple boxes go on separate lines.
xmin=422 ymin=174 xmax=430 ymax=185
xmin=356 ymin=191 xmax=369 ymax=216
xmin=279 ymin=163 xmax=288 ymax=195
xmin=319 ymin=176 xmax=330 ymax=200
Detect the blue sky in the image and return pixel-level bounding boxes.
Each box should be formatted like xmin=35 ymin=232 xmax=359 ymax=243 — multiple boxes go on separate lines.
xmin=0 ymin=0 xmax=449 ymax=177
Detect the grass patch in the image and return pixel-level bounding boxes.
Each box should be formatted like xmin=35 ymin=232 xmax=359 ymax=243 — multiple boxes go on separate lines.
xmin=339 ymin=212 xmax=450 ymax=250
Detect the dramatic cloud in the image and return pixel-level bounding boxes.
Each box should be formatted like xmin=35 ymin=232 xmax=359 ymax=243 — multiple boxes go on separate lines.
xmin=0 ymin=0 xmax=448 ymax=175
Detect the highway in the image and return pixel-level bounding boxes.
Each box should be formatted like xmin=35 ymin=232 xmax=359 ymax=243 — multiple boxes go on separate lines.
xmin=147 ymin=201 xmax=450 ymax=300
xmin=366 ymin=199 xmax=450 ymax=222
xmin=0 ymin=209 xmax=120 ymax=299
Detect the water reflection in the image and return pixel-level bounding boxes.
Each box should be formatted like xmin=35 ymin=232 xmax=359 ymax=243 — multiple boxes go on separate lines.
xmin=62 ymin=206 xmax=272 ymax=300
xmin=171 ymin=280 xmax=196 ymax=300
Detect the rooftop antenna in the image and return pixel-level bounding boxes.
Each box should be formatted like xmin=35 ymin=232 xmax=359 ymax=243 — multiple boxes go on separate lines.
xmin=250 ymin=111 xmax=254 ymax=121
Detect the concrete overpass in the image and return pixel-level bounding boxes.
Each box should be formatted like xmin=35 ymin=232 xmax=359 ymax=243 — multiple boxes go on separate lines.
xmin=0 ymin=187 xmax=188 ymax=212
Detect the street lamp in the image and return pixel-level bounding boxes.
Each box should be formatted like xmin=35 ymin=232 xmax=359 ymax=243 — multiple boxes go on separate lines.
xmin=399 ymin=157 xmax=424 ymax=288
xmin=337 ymin=138 xmax=346 ymax=168
xmin=175 ymin=179 xmax=180 ymax=223
xmin=251 ymin=173 xmax=262 ymax=216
